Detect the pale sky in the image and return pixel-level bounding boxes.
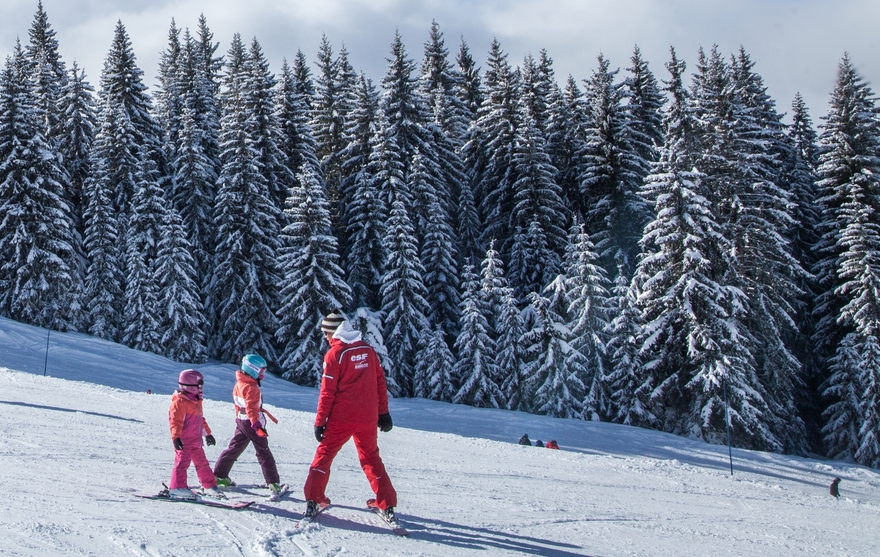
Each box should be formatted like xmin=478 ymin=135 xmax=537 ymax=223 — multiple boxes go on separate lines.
xmin=2 ymin=0 xmax=878 ymax=122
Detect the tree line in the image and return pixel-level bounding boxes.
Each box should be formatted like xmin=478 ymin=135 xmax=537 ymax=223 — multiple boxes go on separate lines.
xmin=1 ymin=4 xmax=879 ymax=467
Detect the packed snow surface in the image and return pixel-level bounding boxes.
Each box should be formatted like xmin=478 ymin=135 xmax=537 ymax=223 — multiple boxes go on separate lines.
xmin=0 ymin=316 xmax=877 ymax=556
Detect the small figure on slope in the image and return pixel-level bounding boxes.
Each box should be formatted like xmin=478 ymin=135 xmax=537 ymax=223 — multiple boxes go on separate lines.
xmin=167 ymin=369 xmax=223 ymax=499
xmin=535 ymin=440 xmax=544 ymax=448
xmin=213 ymin=354 xmax=283 ymax=496
xmin=830 ymin=477 xmax=841 ymax=498
xmin=518 ymin=434 xmax=532 ymax=446
xmin=303 ymin=311 xmax=398 ymax=522
xmin=546 ymin=440 xmax=560 ymax=450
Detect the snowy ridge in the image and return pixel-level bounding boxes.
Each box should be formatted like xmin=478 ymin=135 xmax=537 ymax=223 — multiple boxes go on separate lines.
xmin=0 ymin=316 xmax=878 ymax=556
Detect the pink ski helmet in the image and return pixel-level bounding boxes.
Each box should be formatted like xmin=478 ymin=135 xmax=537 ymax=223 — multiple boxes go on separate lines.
xmin=178 ymin=369 xmax=204 ymax=399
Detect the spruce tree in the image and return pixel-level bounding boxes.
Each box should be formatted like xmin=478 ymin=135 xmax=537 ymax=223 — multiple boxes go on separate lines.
xmin=276 ymin=166 xmax=351 ymax=385
xmin=497 ymin=289 xmax=526 ymax=411
xmin=634 ymin=48 xmax=779 ymax=450
xmin=414 ymin=323 xmax=457 ymax=401
xmin=341 ymin=75 xmax=385 ymax=309
xmin=209 ymin=34 xmax=281 ymax=363
xmin=453 ymin=266 xmax=502 ymax=407
xmin=563 ymin=222 xmax=611 ymax=420
xmin=521 ymin=290 xmax=582 ymax=418
xmin=580 ymin=54 xmax=649 ymax=276
xmin=814 ymin=54 xmax=880 ymax=404
xmin=156 ymin=204 xmax=207 ymax=362
xmin=59 ymin=62 xmax=97 ymax=241
xmin=0 ymin=43 xmax=81 ymax=331
xmin=508 ymin=104 xmax=568 ymax=298
xmin=81 ymin=99 xmax=124 ymax=341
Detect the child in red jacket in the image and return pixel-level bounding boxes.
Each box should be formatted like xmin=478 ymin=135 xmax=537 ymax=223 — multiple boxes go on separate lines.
xmin=213 ymin=354 xmax=282 ymax=495
xmin=167 ymin=369 xmax=222 ymax=499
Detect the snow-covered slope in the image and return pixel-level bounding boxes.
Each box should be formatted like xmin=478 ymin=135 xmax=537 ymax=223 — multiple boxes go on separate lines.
xmin=0 ymin=316 xmax=877 ymax=556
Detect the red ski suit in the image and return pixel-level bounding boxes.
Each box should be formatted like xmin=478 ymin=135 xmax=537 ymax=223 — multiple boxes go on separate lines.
xmin=303 ymin=324 xmax=397 ymax=510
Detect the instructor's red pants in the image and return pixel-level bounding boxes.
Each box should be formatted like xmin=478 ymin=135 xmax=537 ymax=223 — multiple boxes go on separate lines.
xmin=303 ymin=420 xmax=397 ymax=510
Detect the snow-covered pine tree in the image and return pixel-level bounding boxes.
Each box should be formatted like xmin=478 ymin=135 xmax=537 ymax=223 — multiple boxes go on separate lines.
xmin=580 ymin=54 xmax=650 ymax=277
xmin=196 ymin=14 xmax=223 ymax=103
xmin=171 ymin=38 xmax=217 ymax=292
xmin=276 ymin=165 xmax=351 ymax=385
xmin=379 ymin=121 xmax=430 ymax=396
xmin=453 ymin=265 xmax=502 ymax=407
xmin=497 ymin=288 xmax=526 ymax=411
xmin=417 ymin=21 xmax=465 ymax=338
xmin=784 ymin=92 xmax=823 ymax=447
xmin=26 ymin=2 xmax=80 ymax=239
xmin=634 ymin=48 xmax=779 ymax=450
xmin=291 ymin=49 xmax=315 ymax=110
xmin=825 ymin=122 xmax=880 ymax=465
xmin=25 ymin=2 xmax=68 ymax=139
xmin=0 ymin=42 xmax=81 ymax=331
xmin=414 ymin=323 xmax=457 ymax=401
xmin=454 ymin=39 xmax=484 ymax=268
xmin=209 ymin=33 xmax=281 ymax=363
xmin=508 ymin=102 xmax=567 ymax=298
xmin=623 ymin=45 xmax=664 ymax=182
xmin=276 ymin=58 xmax=321 ymax=198
xmin=156 ymin=20 xmax=184 ymax=172
xmin=98 ymin=21 xmax=168 ymax=215
xmin=562 ymin=221 xmax=612 ymax=421
xmin=467 ymin=39 xmax=520 ymax=254
xmin=813 ymin=54 xmax=880 ymax=410
xmin=59 ymin=62 xmax=96 ymax=241
xmin=417 ymin=153 xmax=461 ymax=340
xmin=820 ymin=333 xmax=862 ymax=460
xmin=156 ymin=201 xmax=207 ymax=362
xmin=520 ymin=289 xmax=582 ymax=418
xmin=121 ymin=160 xmax=167 ymax=354
xmin=311 ymin=36 xmax=346 ymax=229
xmin=547 ymin=75 xmax=589 ymax=218
xmin=244 ymin=38 xmax=288 ymax=220
xmin=81 ymin=145 xmax=123 ymax=341
xmin=340 ymin=74 xmax=385 ymax=309
xmin=726 ymin=47 xmax=806 ymax=453
xmin=607 ymin=257 xmax=650 ymax=426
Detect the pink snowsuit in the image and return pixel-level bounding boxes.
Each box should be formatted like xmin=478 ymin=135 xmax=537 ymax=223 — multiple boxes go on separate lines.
xmin=168 ymin=390 xmax=217 ymax=490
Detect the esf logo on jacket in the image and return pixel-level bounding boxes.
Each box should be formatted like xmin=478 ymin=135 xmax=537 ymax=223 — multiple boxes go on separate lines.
xmin=351 ymin=352 xmax=369 ymax=369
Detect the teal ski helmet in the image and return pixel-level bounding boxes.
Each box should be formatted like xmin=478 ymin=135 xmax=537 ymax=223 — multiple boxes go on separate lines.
xmin=241 ymin=354 xmax=267 ymax=380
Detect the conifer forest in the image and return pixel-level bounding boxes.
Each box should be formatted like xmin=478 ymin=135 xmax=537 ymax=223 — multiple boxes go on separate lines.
xmin=3 ymin=5 xmax=880 ymax=467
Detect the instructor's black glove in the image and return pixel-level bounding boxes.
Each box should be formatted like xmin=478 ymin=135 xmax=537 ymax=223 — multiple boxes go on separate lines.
xmin=173 ymin=437 xmax=184 ymax=450
xmin=314 ymin=425 xmax=325 ymax=442
xmin=205 ymin=434 xmax=216 ymax=446
xmin=378 ymin=413 xmax=393 ymax=432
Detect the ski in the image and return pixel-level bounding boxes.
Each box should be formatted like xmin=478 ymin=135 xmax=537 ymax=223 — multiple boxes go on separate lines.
xmin=367 ymin=499 xmax=409 ymax=536
xmin=295 ymin=501 xmax=330 ymax=529
xmin=134 ymin=490 xmax=254 ymax=509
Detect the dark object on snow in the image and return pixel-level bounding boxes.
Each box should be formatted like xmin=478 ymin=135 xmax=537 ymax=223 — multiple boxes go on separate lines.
xmin=205 ymin=434 xmax=216 ymax=446
xmin=518 ymin=434 xmax=531 ymax=446
xmin=546 ymin=440 xmax=559 ymax=449
xmin=173 ymin=437 xmax=184 ymax=450
xmin=535 ymin=440 xmax=544 ymax=447
xmin=830 ymin=477 xmax=841 ymax=498
xmin=378 ymin=413 xmax=393 ymax=432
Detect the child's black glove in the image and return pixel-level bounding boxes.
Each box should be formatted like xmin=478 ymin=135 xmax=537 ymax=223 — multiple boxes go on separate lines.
xmin=173 ymin=438 xmax=184 ymax=450
xmin=314 ymin=425 xmax=325 ymax=442
xmin=378 ymin=413 xmax=393 ymax=432
xmin=205 ymin=434 xmax=216 ymax=446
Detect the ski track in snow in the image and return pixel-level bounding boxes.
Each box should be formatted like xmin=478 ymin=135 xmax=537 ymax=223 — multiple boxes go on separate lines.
xmin=1 ymin=316 xmax=879 ymax=556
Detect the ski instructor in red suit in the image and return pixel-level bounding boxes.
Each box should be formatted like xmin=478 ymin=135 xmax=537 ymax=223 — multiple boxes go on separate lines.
xmin=302 ymin=311 xmax=398 ymax=519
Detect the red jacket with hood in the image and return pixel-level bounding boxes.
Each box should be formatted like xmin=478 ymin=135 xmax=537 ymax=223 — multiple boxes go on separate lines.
xmin=315 ymin=320 xmax=389 ymax=426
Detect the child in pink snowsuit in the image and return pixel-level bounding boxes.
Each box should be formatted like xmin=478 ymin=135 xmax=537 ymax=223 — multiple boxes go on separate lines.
xmin=168 ymin=369 xmax=218 ymax=493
